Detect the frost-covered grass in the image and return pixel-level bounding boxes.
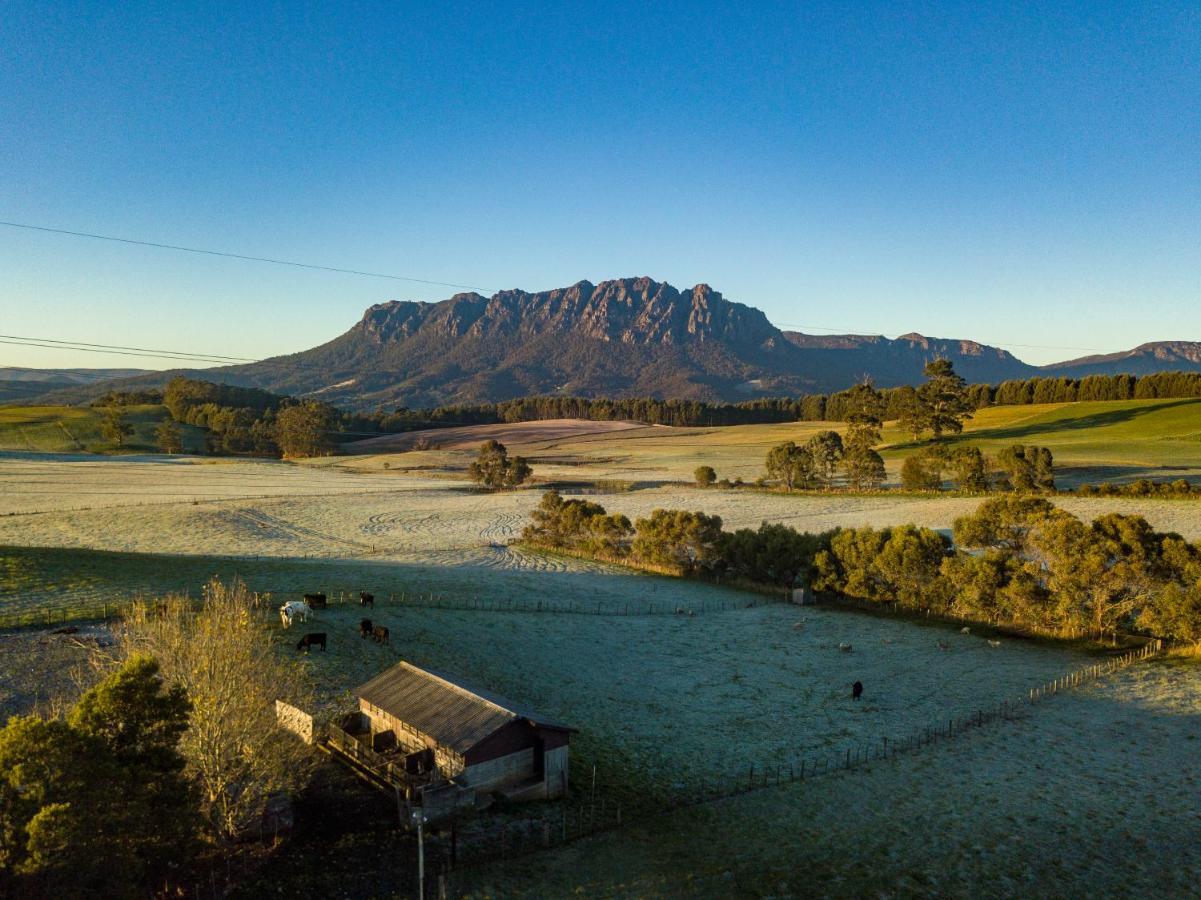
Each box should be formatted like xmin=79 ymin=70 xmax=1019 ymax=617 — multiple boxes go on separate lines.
xmin=0 ymin=544 xmax=715 ymax=622
xmin=4 ymin=450 xmax=1195 ymax=894
xmin=281 ymin=599 xmax=1089 ymax=804
xmin=463 ymin=658 xmax=1201 ymax=898
xmin=4 ymin=456 xmax=1201 ymax=557
xmin=2 ymin=538 xmax=1093 ymax=808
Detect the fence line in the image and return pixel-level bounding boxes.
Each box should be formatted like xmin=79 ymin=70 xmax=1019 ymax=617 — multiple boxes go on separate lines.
xmin=0 ymin=587 xmax=778 ymax=630
xmin=656 ymin=637 xmax=1167 ymax=812
xmin=303 ymin=589 xmax=775 ymax=617
xmin=441 ymin=637 xmax=1166 ymax=878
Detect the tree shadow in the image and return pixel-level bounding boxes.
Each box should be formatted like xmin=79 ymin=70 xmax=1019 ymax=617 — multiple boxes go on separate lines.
xmin=888 ymin=399 xmax=1199 ymax=451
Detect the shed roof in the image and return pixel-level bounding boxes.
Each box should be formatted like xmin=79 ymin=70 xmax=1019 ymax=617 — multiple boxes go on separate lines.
xmin=355 ymin=661 xmax=574 ymax=755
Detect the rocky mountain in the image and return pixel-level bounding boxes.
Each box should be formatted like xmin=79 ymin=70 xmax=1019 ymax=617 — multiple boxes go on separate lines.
xmin=10 ymin=278 xmax=1198 ymax=409
xmin=210 ymin=277 xmax=830 ymax=408
xmin=780 ymin=331 xmax=1039 ymax=388
xmin=1042 ymin=342 xmax=1201 ymax=378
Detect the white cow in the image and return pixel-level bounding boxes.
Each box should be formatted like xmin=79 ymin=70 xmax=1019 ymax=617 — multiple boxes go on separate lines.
xmin=279 ymin=600 xmax=311 ymax=627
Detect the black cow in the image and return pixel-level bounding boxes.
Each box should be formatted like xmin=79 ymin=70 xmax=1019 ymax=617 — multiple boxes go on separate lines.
xmin=359 ymin=618 xmax=374 ymax=638
xmin=852 ymin=680 xmax=863 ymax=701
xmin=297 ymin=632 xmax=327 ymax=652
xmin=304 ymin=593 xmax=328 ymax=609
xmin=359 ymin=592 xmax=375 ymax=607
xmin=371 ymin=625 xmax=390 ymax=644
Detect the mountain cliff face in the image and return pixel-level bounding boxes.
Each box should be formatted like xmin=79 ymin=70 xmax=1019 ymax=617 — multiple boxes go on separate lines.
xmin=232 ymin=277 xmax=823 ymax=408
xmin=13 ymin=278 xmax=1199 ymax=410
xmin=781 ymin=331 xmax=1039 ymax=387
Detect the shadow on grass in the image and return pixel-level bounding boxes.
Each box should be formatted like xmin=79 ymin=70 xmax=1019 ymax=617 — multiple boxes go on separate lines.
xmin=888 ymin=398 xmax=1201 ymax=452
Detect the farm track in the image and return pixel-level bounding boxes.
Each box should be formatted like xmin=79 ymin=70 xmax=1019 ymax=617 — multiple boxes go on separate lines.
xmin=225 ymin=509 xmax=373 ymax=551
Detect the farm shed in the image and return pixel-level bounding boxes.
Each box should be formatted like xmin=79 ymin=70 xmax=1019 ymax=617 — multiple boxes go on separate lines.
xmin=354 ymin=661 xmax=575 ymax=801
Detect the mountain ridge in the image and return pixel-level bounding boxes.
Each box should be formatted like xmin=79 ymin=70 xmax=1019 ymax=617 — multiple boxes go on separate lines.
xmin=7 ymin=277 xmax=1198 ymax=409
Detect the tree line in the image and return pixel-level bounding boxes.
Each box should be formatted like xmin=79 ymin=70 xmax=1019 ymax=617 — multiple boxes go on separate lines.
xmin=522 ymin=491 xmax=1201 ymax=650
xmin=813 ymin=496 xmax=1201 ymax=648
xmin=351 ymin=369 xmax=1201 ymax=431
xmin=82 ymin=365 xmax=1201 ymax=459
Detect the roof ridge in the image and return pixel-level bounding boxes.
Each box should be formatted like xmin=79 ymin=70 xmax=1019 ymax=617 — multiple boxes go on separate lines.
xmin=397 ymin=660 xmax=518 ymax=722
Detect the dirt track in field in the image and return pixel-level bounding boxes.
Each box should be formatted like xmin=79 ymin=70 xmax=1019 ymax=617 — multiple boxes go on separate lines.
xmin=343 ymin=418 xmax=650 ymax=452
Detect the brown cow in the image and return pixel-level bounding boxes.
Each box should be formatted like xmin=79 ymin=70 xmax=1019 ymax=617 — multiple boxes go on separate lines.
xmin=371 ymin=625 xmax=390 ymax=644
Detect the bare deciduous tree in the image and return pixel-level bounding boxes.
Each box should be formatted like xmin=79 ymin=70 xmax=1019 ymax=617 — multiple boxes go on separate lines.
xmin=118 ymin=578 xmax=315 ymax=841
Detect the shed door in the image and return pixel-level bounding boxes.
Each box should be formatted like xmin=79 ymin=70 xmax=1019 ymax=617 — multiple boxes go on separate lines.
xmin=533 ymin=733 xmax=545 ymax=778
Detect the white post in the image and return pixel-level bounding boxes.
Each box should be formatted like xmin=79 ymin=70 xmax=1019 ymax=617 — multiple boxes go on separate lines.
xmin=418 ymin=819 xmax=425 ymax=900
xmin=412 ymin=810 xmax=427 ymax=900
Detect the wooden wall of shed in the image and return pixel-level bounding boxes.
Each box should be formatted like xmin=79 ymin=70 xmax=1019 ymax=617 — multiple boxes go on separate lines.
xmin=543 ymin=745 xmax=570 ymax=799
xmin=537 ymin=725 xmax=572 ymax=751
xmin=463 ymin=748 xmax=535 ymax=793
xmin=358 ymin=698 xmax=465 ymax=778
xmin=465 ymin=720 xmax=538 ymax=766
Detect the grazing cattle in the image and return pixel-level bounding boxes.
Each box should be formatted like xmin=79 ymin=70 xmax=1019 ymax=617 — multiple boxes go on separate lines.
xmin=359 ymin=618 xmax=374 ymax=638
xmin=960 ymin=626 xmax=971 ymax=635
xmin=852 ymin=680 xmax=863 ymax=701
xmin=279 ymin=600 xmax=310 ymax=627
xmin=360 ymin=592 xmax=375 ymax=607
xmin=371 ymin=625 xmax=390 ymax=644
xmin=296 ymin=632 xmax=327 ymax=652
xmin=838 ymin=642 xmax=853 ymax=653
xmin=304 ymin=593 xmax=328 ymax=610
xmin=988 ymin=639 xmax=1001 ymax=647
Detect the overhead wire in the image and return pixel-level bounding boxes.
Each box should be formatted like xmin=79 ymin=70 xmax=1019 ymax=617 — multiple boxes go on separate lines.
xmin=0 ymin=220 xmax=495 ymax=292
xmin=0 ymin=219 xmax=1132 ymax=361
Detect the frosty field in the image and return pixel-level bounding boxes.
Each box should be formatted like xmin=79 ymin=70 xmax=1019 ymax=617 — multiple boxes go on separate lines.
xmin=464 ymin=659 xmax=1201 ymax=898
xmin=4 ymin=454 xmax=1201 ymax=564
xmin=2 ymin=447 xmax=1199 ymax=897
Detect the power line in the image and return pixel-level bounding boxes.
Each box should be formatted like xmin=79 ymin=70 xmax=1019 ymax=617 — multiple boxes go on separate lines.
xmin=0 ymin=334 xmax=254 ymax=362
xmin=0 ymin=337 xmax=232 ymax=365
xmin=0 ymin=219 xmax=1135 ymax=356
xmin=0 ymin=220 xmax=495 ymax=293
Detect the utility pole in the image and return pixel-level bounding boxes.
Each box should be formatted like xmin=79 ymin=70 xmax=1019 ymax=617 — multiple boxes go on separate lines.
xmin=411 ymin=809 xmax=427 ymax=900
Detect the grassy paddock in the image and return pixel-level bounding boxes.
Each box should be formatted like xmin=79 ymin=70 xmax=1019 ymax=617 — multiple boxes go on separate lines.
xmin=333 ymin=397 xmax=1201 ymax=487
xmin=0 ymin=404 xmax=206 ymax=454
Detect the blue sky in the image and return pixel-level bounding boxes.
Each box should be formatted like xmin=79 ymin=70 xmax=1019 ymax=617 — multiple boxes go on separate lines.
xmin=1 ymin=1 xmax=1197 ymax=371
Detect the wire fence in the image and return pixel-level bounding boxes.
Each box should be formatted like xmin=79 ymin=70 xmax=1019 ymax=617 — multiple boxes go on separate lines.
xmin=438 ymin=637 xmax=1166 ymax=881
xmin=0 ymin=587 xmax=777 ymax=630
xmin=645 ymin=637 xmax=1167 ymax=812
xmin=287 ymin=589 xmax=776 ymax=617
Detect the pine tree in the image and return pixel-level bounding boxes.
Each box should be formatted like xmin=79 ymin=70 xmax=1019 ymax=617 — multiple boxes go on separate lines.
xmin=916 ymin=359 xmax=972 ymax=439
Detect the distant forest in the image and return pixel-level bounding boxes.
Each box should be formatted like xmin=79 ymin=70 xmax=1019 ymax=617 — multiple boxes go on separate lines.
xmin=359 ymin=370 xmax=1201 ymax=432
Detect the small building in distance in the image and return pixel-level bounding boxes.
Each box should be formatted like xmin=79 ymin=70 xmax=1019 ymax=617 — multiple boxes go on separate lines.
xmin=354 ymin=660 xmax=574 ymax=801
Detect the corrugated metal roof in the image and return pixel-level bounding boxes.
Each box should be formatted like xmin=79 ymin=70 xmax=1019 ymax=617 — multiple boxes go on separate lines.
xmin=354 ymin=661 xmax=574 ymax=755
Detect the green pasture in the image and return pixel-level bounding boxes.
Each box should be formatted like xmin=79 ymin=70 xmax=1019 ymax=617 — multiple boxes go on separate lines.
xmin=0 ymin=404 xmax=206 ymax=454
xmin=882 ymin=398 xmax=1201 ymax=469
xmin=417 ymin=398 xmax=1201 ymax=484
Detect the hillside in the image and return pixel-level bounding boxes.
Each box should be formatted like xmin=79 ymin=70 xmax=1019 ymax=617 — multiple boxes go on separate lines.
xmin=0 ymin=367 xmax=151 ymax=404
xmin=1043 ymin=341 xmax=1201 ymax=377
xmin=0 ymin=404 xmax=205 ymax=454
xmin=781 ymin=331 xmax=1038 ymax=386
